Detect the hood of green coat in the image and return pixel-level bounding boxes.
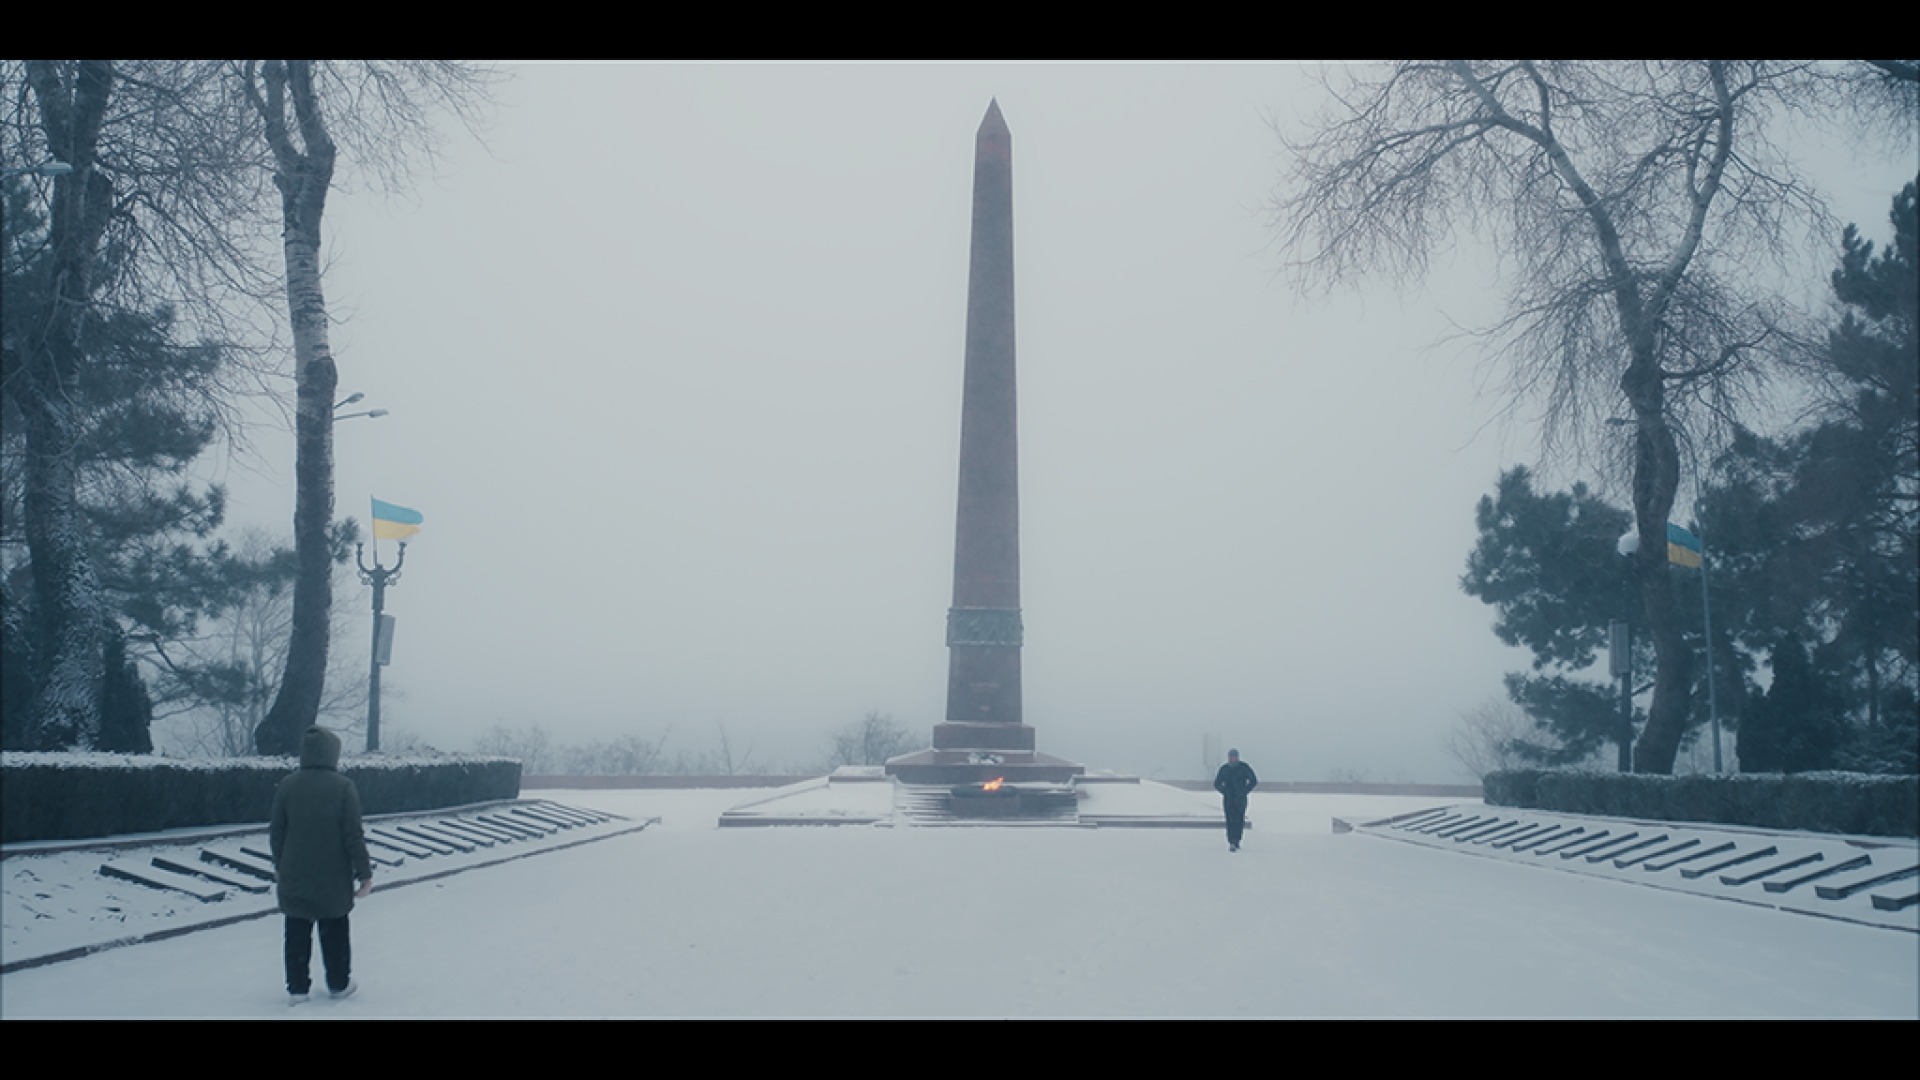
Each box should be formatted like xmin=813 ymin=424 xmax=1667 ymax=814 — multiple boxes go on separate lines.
xmin=300 ymin=726 xmax=342 ymax=771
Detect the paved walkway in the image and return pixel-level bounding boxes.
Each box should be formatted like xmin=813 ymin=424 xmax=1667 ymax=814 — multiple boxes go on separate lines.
xmin=3 ymin=790 xmax=1914 ymax=1018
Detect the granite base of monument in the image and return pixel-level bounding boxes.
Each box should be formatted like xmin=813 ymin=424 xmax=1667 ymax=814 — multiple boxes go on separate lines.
xmin=883 ymin=746 xmax=1084 ymax=786
xmin=717 ymin=767 xmax=1220 ymax=828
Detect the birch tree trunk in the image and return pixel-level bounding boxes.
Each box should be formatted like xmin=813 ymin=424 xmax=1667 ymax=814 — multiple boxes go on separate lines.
xmin=248 ymin=60 xmax=338 ymax=756
xmin=16 ymin=61 xmax=114 ymax=749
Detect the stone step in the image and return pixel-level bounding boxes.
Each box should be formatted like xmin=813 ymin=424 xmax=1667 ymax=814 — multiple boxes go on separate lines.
xmin=895 ymin=783 xmax=1079 ymax=826
xmin=1355 ymin=805 xmax=1919 ymax=932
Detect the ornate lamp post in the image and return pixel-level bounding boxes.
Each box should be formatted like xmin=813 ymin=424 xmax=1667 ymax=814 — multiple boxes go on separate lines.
xmin=356 ymin=541 xmax=403 ymax=752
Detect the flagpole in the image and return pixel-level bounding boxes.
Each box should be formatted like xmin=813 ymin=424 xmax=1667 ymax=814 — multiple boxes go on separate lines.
xmin=366 ymin=498 xmax=380 ymax=752
xmin=1701 ymin=537 xmax=1721 ymax=773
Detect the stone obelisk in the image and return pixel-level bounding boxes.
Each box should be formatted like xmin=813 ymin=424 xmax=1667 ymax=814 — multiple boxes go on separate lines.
xmin=948 ymin=98 xmax=1022 ymax=731
xmin=888 ymin=101 xmax=1080 ymax=786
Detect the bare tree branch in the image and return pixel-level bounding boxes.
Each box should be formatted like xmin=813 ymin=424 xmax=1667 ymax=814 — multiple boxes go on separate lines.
xmin=1271 ymin=60 xmax=1913 ymax=773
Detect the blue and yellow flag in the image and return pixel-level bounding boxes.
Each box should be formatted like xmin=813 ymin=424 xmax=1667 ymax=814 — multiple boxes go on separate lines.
xmin=1667 ymin=522 xmax=1702 ymax=568
xmin=371 ymin=498 xmax=423 ymax=541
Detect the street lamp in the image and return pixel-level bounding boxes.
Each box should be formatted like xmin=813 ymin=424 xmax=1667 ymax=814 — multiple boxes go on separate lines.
xmin=356 ymin=540 xmax=403 ymax=753
xmin=335 ymin=391 xmax=396 ymax=751
xmin=1614 ymin=530 xmax=1639 ymax=772
xmin=332 ymin=392 xmax=388 ymax=422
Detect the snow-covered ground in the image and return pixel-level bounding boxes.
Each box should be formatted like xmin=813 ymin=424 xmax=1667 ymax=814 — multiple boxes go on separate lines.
xmin=3 ymin=789 xmax=1915 ymax=1018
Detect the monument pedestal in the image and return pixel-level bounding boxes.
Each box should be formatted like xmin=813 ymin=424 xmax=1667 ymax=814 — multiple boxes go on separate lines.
xmin=889 ymin=719 xmax=1083 ymax=785
xmin=934 ymin=720 xmax=1034 ymax=751
xmin=889 ymin=715 xmax=1084 ymax=785
xmin=884 ymin=746 xmax=1084 ymax=786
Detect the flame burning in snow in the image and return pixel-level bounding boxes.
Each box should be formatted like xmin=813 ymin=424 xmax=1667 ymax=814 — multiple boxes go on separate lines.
xmin=982 ymin=778 xmax=1004 ymax=791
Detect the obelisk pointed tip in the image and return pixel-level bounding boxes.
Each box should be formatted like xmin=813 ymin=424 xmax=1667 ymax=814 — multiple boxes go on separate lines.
xmin=980 ymin=98 xmax=1006 ymax=131
xmin=975 ymin=98 xmax=1006 ymax=158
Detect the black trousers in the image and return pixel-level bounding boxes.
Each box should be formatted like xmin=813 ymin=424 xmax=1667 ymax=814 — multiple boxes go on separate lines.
xmin=284 ymin=914 xmax=351 ymax=994
xmin=1224 ymin=797 xmax=1248 ymax=847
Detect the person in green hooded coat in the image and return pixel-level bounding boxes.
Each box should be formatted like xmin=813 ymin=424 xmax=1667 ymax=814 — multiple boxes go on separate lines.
xmin=271 ymin=725 xmax=374 ymax=1002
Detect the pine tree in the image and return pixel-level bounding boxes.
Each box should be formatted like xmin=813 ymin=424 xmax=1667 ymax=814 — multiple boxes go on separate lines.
xmin=1461 ymin=467 xmax=1643 ymax=765
xmin=1461 ymin=185 xmax=1918 ymax=776
xmin=3 ymin=176 xmax=255 ymax=750
xmin=1737 ymin=635 xmax=1845 ymax=773
xmin=1700 ymin=181 xmax=1918 ymax=773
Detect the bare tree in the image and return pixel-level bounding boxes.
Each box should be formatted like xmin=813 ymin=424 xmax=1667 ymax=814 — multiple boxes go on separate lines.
xmin=1442 ymin=695 xmax=1574 ymax=781
xmin=4 ymin=61 xmax=486 ymax=753
xmin=151 ymin=530 xmax=369 ymax=757
xmin=824 ymin=710 xmax=917 ymax=769
xmin=9 ymin=62 xmax=115 ymax=748
xmin=473 ymin=724 xmax=679 ymax=776
xmin=1273 ymin=61 xmax=1912 ymax=773
xmin=475 ymin=724 xmax=554 ymax=775
xmin=242 ymin=61 xmax=495 ymax=754
xmin=242 ymin=60 xmax=339 ymax=756
xmin=705 ymin=721 xmax=756 ymax=775
xmin=562 ymin=731 xmax=672 ymax=776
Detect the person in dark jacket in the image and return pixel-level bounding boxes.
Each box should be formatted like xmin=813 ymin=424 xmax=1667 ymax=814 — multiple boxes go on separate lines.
xmin=271 ymin=725 xmax=373 ymax=1002
xmin=1213 ymin=748 xmax=1258 ymax=852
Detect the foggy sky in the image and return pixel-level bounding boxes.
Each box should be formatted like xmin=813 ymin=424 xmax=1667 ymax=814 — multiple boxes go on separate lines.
xmin=200 ymin=63 xmax=1916 ymax=781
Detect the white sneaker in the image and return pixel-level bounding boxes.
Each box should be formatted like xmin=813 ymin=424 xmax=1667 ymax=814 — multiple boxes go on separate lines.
xmin=289 ymin=991 xmax=310 ymax=1006
xmin=329 ymin=979 xmax=357 ymax=1000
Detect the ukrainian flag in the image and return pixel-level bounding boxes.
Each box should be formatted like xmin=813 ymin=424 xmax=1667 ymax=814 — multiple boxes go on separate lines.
xmin=371 ymin=498 xmax=423 ymax=541
xmin=1667 ymin=522 xmax=1702 ymax=568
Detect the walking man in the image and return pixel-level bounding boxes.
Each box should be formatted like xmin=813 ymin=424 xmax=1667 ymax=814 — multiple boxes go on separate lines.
xmin=1213 ymin=748 xmax=1258 ymax=852
xmin=271 ymin=725 xmax=374 ymax=1003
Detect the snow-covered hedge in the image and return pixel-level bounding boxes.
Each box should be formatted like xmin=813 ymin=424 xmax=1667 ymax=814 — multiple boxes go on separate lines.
xmin=1 ymin=752 xmax=521 ymax=844
xmin=1481 ymin=769 xmax=1918 ymax=837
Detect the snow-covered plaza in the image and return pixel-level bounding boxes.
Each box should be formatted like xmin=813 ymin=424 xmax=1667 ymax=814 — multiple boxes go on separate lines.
xmin=4 ymin=788 xmax=1915 ymax=1018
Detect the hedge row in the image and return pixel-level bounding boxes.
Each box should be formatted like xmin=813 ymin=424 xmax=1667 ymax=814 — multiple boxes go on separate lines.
xmin=1 ymin=752 xmax=522 ymax=844
xmin=1481 ymin=769 xmax=1918 ymax=838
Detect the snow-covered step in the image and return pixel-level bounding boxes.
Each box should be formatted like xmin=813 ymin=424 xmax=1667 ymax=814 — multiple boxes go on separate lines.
xmin=201 ymin=847 xmax=275 ymax=882
xmin=100 ymin=859 xmax=226 ymax=902
xmin=894 ymin=783 xmax=1080 ymax=827
xmin=1355 ymin=804 xmax=1919 ymax=933
xmin=151 ymin=855 xmax=269 ymax=895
